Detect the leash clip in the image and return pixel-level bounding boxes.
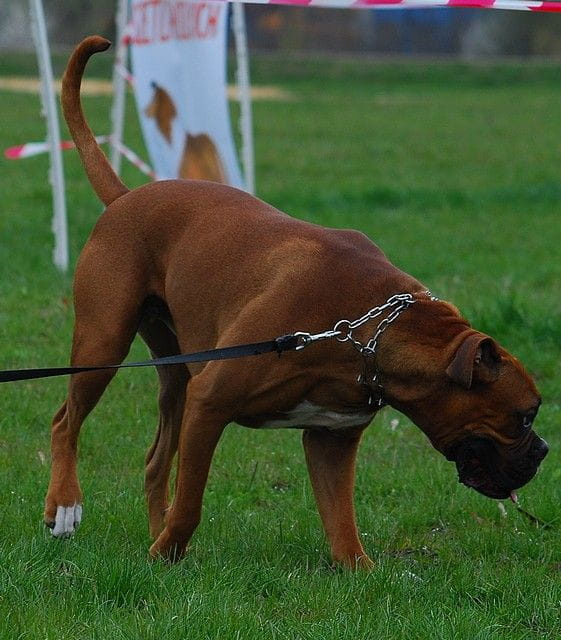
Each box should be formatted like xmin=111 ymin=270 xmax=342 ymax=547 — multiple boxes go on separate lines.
xmin=274 ymin=334 xmax=300 ymax=356
xmin=292 ymin=330 xmax=342 ymax=351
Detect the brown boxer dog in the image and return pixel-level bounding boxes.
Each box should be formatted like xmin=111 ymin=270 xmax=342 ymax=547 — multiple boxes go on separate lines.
xmin=45 ymin=36 xmax=548 ymax=568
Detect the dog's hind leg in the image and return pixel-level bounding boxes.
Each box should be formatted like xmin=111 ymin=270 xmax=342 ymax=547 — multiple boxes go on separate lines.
xmin=138 ymin=315 xmax=190 ymax=539
xmin=148 ymin=370 xmax=229 ymax=562
xmin=45 ymin=255 xmax=144 ymax=537
xmin=45 ymin=343 xmax=136 ymax=536
xmin=302 ymin=428 xmax=374 ymax=570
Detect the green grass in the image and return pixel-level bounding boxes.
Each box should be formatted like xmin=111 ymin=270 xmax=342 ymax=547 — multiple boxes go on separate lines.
xmin=1 ymin=53 xmax=561 ymax=638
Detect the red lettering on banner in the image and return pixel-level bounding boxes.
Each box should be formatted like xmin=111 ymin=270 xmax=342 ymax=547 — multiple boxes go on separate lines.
xmin=130 ymin=0 xmax=223 ymax=45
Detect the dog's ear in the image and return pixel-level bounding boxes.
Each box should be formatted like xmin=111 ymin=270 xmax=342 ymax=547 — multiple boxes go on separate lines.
xmin=446 ymin=334 xmax=501 ymax=389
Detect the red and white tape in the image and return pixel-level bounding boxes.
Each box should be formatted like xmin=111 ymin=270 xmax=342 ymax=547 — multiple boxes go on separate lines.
xmin=5 ymin=136 xmax=108 ymax=159
xmin=110 ymin=138 xmax=157 ymax=179
xmin=5 ymin=135 xmax=155 ymax=180
xmin=216 ymin=0 xmax=561 ymax=10
xmin=115 ymin=62 xmax=135 ymax=87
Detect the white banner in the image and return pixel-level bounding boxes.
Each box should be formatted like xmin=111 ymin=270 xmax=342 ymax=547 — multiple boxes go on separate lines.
xmin=129 ymin=0 xmax=244 ymax=188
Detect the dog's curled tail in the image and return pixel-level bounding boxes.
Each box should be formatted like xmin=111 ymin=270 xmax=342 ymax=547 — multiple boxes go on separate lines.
xmin=62 ymin=36 xmax=129 ymax=206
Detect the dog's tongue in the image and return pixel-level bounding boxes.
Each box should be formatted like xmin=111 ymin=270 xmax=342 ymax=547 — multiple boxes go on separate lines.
xmin=509 ymin=491 xmax=518 ymax=504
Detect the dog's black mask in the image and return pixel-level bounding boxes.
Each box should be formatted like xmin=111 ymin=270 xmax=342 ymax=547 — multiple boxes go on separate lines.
xmin=449 ymin=435 xmax=548 ymax=499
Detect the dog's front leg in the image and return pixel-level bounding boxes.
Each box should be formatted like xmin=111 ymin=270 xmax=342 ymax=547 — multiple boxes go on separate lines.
xmin=302 ymin=427 xmax=373 ymax=570
xmin=149 ymin=388 xmax=227 ymax=562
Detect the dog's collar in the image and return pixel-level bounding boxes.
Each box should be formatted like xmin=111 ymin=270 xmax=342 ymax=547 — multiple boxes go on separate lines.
xmin=349 ymin=292 xmax=429 ymax=408
xmin=295 ymin=290 xmax=437 ymax=408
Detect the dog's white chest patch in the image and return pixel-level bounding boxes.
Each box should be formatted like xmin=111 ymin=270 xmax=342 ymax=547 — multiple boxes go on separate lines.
xmin=259 ymin=401 xmax=376 ymax=430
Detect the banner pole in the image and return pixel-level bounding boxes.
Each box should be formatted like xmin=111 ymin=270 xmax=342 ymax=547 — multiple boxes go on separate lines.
xmin=232 ymin=2 xmax=255 ymax=194
xmin=110 ymin=0 xmax=130 ymax=175
xmin=29 ymin=0 xmax=69 ymax=272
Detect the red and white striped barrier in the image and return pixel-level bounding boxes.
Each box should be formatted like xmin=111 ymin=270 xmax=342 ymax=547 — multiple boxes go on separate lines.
xmin=217 ymin=0 xmax=561 ymax=10
xmin=4 ymin=135 xmax=155 ymax=180
xmin=110 ymin=138 xmax=157 ymax=179
xmin=4 ymin=136 xmax=108 ymax=159
xmin=114 ymin=62 xmax=135 ymax=88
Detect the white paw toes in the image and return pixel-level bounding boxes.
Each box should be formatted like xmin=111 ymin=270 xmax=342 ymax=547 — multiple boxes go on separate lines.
xmin=51 ymin=503 xmax=82 ymax=537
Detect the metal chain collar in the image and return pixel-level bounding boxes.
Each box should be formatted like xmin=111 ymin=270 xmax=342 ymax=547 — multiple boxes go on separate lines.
xmin=294 ymin=291 xmax=437 ymax=407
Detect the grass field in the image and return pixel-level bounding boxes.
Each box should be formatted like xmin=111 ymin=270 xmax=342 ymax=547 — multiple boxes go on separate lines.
xmin=1 ymin=50 xmax=561 ymax=639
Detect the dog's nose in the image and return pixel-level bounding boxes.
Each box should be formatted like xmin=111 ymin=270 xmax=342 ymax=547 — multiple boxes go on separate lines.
xmin=531 ymin=437 xmax=549 ymax=463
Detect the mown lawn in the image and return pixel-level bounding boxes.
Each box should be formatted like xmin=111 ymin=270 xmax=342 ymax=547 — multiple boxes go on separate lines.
xmin=1 ymin=50 xmax=560 ymax=639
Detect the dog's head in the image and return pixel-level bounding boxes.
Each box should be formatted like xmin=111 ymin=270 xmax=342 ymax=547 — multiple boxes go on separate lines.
xmin=379 ymin=299 xmax=548 ymax=499
xmin=442 ymin=334 xmax=547 ymax=498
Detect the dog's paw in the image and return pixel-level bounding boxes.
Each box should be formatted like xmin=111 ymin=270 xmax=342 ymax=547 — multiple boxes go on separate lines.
xmin=149 ymin=529 xmax=187 ymax=563
xmin=45 ymin=503 xmax=83 ymax=538
xmin=354 ymin=554 xmax=375 ymax=571
xmin=334 ymin=552 xmax=375 ymax=571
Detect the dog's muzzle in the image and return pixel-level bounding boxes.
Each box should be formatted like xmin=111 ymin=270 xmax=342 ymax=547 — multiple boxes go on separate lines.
xmin=448 ymin=434 xmax=548 ymax=499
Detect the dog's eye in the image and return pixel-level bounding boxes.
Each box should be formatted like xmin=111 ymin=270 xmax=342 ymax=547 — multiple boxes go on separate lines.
xmin=519 ymin=406 xmax=539 ymax=430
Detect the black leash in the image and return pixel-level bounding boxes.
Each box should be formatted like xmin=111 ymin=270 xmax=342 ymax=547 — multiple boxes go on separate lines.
xmin=0 ymin=293 xmax=423 ymax=386
xmin=0 ymin=334 xmax=300 ymax=384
